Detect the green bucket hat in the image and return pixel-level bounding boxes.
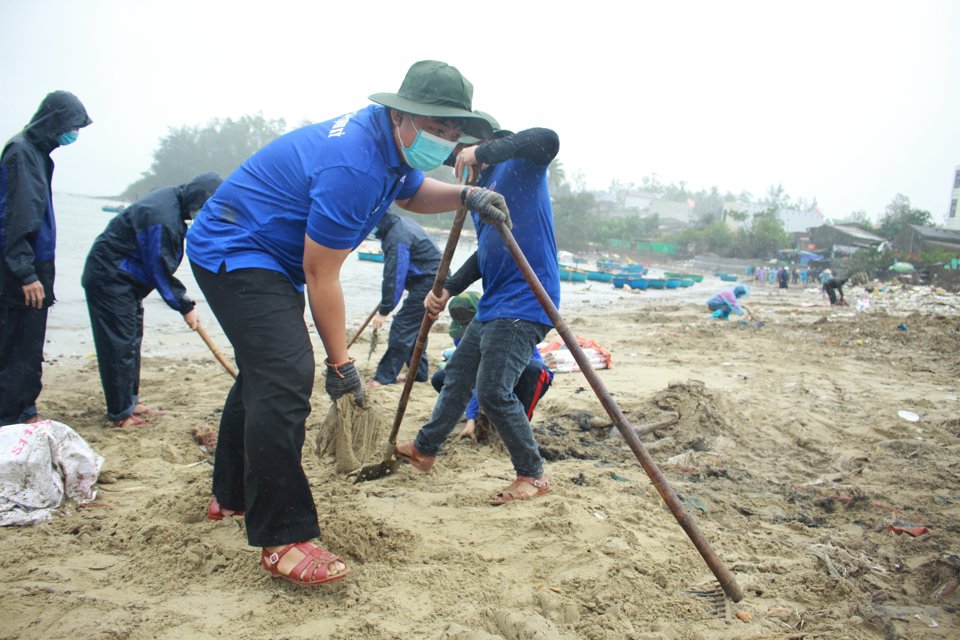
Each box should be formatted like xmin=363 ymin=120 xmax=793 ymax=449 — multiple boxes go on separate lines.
xmin=369 ymin=60 xmax=493 ymax=140
xmin=447 ymin=291 xmax=480 ymax=340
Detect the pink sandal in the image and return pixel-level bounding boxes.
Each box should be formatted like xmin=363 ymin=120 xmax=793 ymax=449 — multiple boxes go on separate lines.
xmin=490 ymin=475 xmax=551 ymax=506
xmin=261 ymin=541 xmax=348 ymax=586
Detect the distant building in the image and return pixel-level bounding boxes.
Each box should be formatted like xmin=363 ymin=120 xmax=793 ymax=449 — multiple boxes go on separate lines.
xmin=892 ymin=224 xmax=960 ymax=256
xmin=946 ymin=165 xmax=960 ymax=231
xmin=722 ymin=201 xmax=827 ymax=233
xmin=808 ymin=224 xmax=886 ymax=257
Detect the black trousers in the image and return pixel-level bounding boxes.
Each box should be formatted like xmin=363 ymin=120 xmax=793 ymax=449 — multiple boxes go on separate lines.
xmin=0 ymin=304 xmax=47 ymax=425
xmin=373 ymin=280 xmax=432 ymax=384
xmin=191 ymin=263 xmax=321 ymax=547
xmin=85 ymin=283 xmax=143 ymax=421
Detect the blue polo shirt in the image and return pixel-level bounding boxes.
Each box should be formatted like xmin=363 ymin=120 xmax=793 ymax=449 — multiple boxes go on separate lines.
xmin=473 ymin=158 xmax=560 ymax=326
xmin=187 ymin=105 xmax=423 ymax=289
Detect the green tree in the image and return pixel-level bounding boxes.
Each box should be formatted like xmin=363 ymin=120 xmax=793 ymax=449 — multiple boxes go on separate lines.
xmin=552 ymin=191 xmax=596 ymax=250
xmin=548 ymin=159 xmax=570 ymax=196
xmin=122 ymin=113 xmax=287 ymax=200
xmin=877 ymin=194 xmax=933 ymax=239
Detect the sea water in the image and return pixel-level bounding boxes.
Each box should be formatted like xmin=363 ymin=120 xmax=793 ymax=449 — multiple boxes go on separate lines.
xmin=43 ymin=193 xmax=714 ymax=359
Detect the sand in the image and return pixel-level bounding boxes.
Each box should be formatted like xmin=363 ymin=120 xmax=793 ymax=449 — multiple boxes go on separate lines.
xmin=1 ymin=280 xmax=959 ymax=639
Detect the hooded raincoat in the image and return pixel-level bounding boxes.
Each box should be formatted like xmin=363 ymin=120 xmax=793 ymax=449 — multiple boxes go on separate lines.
xmin=0 ymin=91 xmax=91 ymax=426
xmin=81 ymin=173 xmax=222 ymax=421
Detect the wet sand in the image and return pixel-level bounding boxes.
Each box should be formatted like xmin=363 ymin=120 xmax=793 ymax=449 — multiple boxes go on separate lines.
xmin=2 ymin=279 xmax=959 ymax=639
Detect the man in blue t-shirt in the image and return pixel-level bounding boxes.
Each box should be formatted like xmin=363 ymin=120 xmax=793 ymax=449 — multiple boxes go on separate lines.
xmin=396 ymin=121 xmax=561 ymax=506
xmin=185 ymin=61 xmax=509 ymax=588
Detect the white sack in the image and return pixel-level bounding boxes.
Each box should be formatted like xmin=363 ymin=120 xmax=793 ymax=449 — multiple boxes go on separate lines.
xmin=0 ymin=420 xmax=104 ymax=526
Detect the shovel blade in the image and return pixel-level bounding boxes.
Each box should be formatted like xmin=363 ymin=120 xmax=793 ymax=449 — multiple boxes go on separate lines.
xmin=352 ymin=457 xmax=401 ymax=483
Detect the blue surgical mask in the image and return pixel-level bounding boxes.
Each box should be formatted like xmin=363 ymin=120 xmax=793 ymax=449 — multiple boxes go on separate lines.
xmin=57 ymin=130 xmax=79 ymax=146
xmin=399 ymin=119 xmax=457 ymax=171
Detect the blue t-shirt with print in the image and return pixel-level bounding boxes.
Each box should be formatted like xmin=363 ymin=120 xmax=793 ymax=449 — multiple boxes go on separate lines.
xmin=187 ymin=105 xmax=423 ymax=289
xmin=472 ymin=158 xmax=559 ymax=325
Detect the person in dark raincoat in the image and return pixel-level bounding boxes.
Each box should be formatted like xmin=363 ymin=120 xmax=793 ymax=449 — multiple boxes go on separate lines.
xmin=367 ymin=210 xmax=441 ymax=387
xmin=0 ymin=91 xmax=91 ymax=426
xmin=81 ymin=172 xmax=222 ymax=427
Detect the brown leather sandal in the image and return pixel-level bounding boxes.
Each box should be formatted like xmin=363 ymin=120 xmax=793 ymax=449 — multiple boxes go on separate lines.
xmin=395 ymin=440 xmax=436 ymax=472
xmin=490 ymin=475 xmax=551 ymax=506
xmin=261 ymin=541 xmax=348 ymax=586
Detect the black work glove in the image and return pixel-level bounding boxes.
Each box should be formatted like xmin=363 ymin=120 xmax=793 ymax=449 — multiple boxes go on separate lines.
xmin=466 ymin=187 xmax=512 ymax=229
xmin=324 ymin=358 xmax=365 ymax=406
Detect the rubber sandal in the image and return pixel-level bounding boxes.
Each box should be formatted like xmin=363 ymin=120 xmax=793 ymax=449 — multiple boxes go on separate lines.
xmin=207 ymin=498 xmax=244 ymax=521
xmin=134 ymin=404 xmax=163 ymax=416
xmin=112 ymin=414 xmax=150 ymax=428
xmin=490 ymin=475 xmax=551 ymax=506
xmin=395 ymin=440 xmax=436 ymax=472
xmin=261 ymin=542 xmax=348 ymax=586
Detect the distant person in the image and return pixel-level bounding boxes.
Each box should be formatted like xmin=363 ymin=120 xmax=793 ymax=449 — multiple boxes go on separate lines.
xmin=430 ymin=290 xmax=553 ymax=441
xmin=824 ymin=273 xmax=867 ymax=306
xmin=777 ymin=266 xmax=789 ymax=292
xmin=398 ymin=120 xmax=561 ymax=506
xmin=0 ymin=91 xmax=92 ymax=427
xmin=82 ymin=173 xmax=222 ymax=428
xmin=186 ymin=60 xmax=505 ymax=586
xmin=706 ymin=284 xmax=754 ymax=320
xmin=367 ymin=211 xmax=441 ymax=388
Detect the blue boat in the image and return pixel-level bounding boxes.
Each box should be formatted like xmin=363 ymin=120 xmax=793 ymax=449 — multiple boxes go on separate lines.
xmin=358 ymin=251 xmax=384 ymax=263
xmin=646 ymin=279 xmax=667 ymax=289
xmin=718 ymin=273 xmax=739 ymax=282
xmin=627 ymin=278 xmax=649 ymax=290
xmin=612 ymin=275 xmax=627 ymax=289
xmin=587 ymin=270 xmax=614 ymax=283
xmin=665 ymin=279 xmax=681 ymax=289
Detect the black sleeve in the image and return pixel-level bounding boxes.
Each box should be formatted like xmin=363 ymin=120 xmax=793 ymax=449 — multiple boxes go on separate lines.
xmin=443 ymin=251 xmax=481 ymax=296
xmin=474 ymin=128 xmax=559 ymax=167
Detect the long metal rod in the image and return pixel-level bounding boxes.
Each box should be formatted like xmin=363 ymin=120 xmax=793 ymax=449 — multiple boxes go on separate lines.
xmin=495 ymin=222 xmax=743 ymax=603
xmin=385 ymin=205 xmax=468 ymax=447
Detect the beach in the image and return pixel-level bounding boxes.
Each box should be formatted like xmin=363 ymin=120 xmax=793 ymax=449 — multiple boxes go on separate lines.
xmin=1 ymin=273 xmax=959 ymax=639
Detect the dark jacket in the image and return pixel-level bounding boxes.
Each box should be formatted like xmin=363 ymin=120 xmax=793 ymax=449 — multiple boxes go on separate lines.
xmin=0 ymin=91 xmax=91 ymax=307
xmin=374 ymin=211 xmax=441 ymax=315
xmin=81 ymin=173 xmax=222 ymax=313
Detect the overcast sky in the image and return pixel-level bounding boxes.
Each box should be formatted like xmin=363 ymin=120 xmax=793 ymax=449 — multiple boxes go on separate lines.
xmin=2 ymin=0 xmax=958 ymax=222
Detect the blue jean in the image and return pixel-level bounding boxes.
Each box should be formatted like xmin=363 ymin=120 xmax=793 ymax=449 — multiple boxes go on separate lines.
xmin=415 ymin=318 xmax=550 ymax=478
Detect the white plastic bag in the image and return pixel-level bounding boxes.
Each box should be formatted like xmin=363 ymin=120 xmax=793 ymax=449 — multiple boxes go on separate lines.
xmin=0 ymin=420 xmax=104 ymax=526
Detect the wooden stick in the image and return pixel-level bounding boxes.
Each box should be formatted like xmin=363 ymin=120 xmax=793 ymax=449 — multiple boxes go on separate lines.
xmin=196 ymin=324 xmax=238 ymax=379
xmin=348 ymin=305 xmax=380 ymax=349
xmin=494 ymin=221 xmax=744 ymax=603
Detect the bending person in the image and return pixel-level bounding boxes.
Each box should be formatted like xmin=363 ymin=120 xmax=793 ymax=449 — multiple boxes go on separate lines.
xmin=368 ymin=210 xmax=441 ymax=387
xmin=82 ymin=173 xmax=222 ymax=427
xmin=186 ymin=61 xmax=506 ymax=586
xmin=706 ymin=284 xmax=754 ymax=320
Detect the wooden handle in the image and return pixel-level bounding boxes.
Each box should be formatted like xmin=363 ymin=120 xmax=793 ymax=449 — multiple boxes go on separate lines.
xmin=386 ymin=204 xmax=468 ymax=446
xmin=494 ymin=221 xmax=743 ymax=603
xmin=348 ymin=305 xmax=380 ymax=349
xmin=196 ymin=324 xmax=238 ymax=379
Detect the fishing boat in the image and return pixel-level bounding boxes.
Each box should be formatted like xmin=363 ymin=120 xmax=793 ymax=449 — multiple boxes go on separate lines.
xmin=645 ymin=278 xmax=667 ymax=289
xmin=101 ymin=204 xmax=126 ymax=213
xmin=586 ymin=270 xmax=614 ymax=283
xmin=358 ymin=251 xmax=384 ymax=263
xmin=558 ymin=267 xmax=588 ymax=282
xmin=718 ymin=273 xmax=739 ymax=282
xmin=626 ymin=278 xmax=649 ymax=290
xmin=665 ymin=279 xmax=682 ymax=289
xmin=664 ymin=271 xmax=703 ymax=283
